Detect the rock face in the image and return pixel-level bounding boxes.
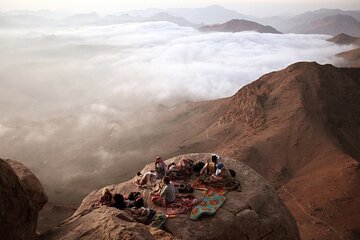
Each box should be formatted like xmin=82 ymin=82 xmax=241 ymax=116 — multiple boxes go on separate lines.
xmin=43 ymin=153 xmax=300 ymax=240
xmin=5 ymin=159 xmax=48 ymax=212
xmin=0 ymin=158 xmax=48 ymax=240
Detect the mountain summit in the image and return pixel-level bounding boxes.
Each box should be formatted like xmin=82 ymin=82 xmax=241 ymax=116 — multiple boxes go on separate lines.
xmin=200 ymin=19 xmax=281 ymax=33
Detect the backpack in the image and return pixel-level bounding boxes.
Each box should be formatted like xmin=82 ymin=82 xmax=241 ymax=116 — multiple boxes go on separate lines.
xmin=134 ymin=197 xmax=144 ymax=208
xmin=228 ymin=169 xmax=236 ymax=177
xmin=128 ymin=192 xmax=141 ymax=200
xmin=193 ymin=161 xmax=205 ymax=173
xmin=178 ymin=183 xmax=194 ymax=193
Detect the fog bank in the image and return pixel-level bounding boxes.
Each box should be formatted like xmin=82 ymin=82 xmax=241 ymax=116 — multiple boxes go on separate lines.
xmin=0 ymin=22 xmax=351 ymax=203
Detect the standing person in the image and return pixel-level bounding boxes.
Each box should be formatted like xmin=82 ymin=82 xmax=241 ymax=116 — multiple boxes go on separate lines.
xmin=155 ymin=156 xmax=167 ymax=179
xmin=151 ymin=176 xmax=175 ymax=206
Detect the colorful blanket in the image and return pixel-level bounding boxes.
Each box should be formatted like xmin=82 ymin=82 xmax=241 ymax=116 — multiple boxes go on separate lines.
xmin=190 ymin=192 xmax=226 ymax=220
xmin=206 ymin=187 xmax=227 ymax=196
xmin=192 ymin=177 xmax=229 ymax=196
xmin=166 ymin=194 xmax=198 ymax=215
xmin=191 ymin=177 xmax=208 ymax=191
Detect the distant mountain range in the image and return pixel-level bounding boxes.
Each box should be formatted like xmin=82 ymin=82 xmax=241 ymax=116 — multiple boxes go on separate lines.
xmin=258 ymin=9 xmax=360 ymax=36
xmin=122 ymin=5 xmax=249 ymax=25
xmin=145 ymin=12 xmax=201 ymax=27
xmin=200 ymin=19 xmax=281 ymax=34
xmin=1 ymin=6 xmax=360 ymax=36
xmin=286 ymin=14 xmax=360 ymax=36
xmin=0 ymin=11 xmax=201 ymax=28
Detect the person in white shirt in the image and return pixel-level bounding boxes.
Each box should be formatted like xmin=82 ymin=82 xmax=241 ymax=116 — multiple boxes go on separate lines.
xmin=160 ymin=176 xmax=176 ymax=203
xmin=151 ymin=176 xmax=176 ymax=206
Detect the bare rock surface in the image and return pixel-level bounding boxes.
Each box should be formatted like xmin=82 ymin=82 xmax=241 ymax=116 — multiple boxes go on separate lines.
xmin=43 ymin=153 xmax=300 ymax=240
xmin=0 ymin=158 xmax=47 ymax=240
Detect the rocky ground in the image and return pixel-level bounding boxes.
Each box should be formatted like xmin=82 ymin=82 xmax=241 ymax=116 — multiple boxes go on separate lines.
xmin=42 ymin=153 xmax=300 ymax=240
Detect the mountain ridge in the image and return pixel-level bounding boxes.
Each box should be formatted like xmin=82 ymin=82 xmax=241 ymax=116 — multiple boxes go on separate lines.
xmin=199 ymin=19 xmax=281 ymax=33
xmin=162 ymin=62 xmax=360 ymax=240
xmin=287 ymin=14 xmax=360 ymax=36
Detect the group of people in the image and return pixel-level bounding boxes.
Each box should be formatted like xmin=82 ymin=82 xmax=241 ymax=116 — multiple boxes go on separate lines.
xmin=136 ymin=156 xmax=167 ymax=186
xmin=96 ymin=188 xmax=162 ymax=226
xmin=98 ymin=188 xmax=141 ymax=209
xmin=199 ymin=154 xmax=233 ymax=185
xmin=148 ymin=154 xmax=233 ymax=206
xmin=95 ymin=154 xmax=234 ymax=219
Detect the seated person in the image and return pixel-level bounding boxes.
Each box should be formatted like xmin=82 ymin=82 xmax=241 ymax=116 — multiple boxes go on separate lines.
xmin=136 ymin=170 xmax=157 ymax=186
xmin=99 ymin=188 xmax=112 ymax=206
xmin=151 ymin=176 xmax=176 ymax=206
xmin=167 ymin=159 xmax=194 ymax=180
xmin=155 ymin=156 xmax=167 ymax=179
xmin=200 ymin=154 xmax=219 ymax=177
xmin=210 ymin=162 xmax=232 ymax=184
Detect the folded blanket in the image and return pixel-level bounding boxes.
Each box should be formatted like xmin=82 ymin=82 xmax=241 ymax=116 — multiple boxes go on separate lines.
xmin=191 ymin=177 xmax=208 ymax=191
xmin=190 ymin=192 xmax=226 ymax=220
xmin=166 ymin=194 xmax=198 ymax=215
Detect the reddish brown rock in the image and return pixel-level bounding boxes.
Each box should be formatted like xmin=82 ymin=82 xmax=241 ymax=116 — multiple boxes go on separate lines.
xmin=6 ymin=159 xmax=48 ymax=212
xmin=42 ymin=153 xmax=300 ymax=240
xmin=0 ymin=159 xmax=36 ymax=239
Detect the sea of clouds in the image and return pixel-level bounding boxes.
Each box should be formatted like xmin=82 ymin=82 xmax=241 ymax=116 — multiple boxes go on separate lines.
xmin=0 ymin=21 xmax=352 ymax=203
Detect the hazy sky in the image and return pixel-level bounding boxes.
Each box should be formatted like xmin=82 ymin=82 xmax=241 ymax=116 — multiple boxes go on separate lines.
xmin=1 ymin=0 xmax=359 ymax=16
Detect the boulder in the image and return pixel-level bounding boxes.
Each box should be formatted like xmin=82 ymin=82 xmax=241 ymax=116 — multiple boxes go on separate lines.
xmin=0 ymin=158 xmax=46 ymax=240
xmin=6 ymin=159 xmax=48 ymax=212
xmin=43 ymin=153 xmax=300 ymax=240
xmin=42 ymin=207 xmax=178 ymax=240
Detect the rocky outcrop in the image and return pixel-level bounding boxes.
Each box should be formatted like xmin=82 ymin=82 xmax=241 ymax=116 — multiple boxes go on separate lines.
xmin=6 ymin=159 xmax=48 ymax=212
xmin=0 ymin=158 xmax=48 ymax=240
xmin=43 ymin=153 xmax=300 ymax=240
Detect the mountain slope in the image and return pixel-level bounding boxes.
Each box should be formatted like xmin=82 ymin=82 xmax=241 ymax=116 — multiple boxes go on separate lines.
xmin=336 ymin=48 xmax=360 ymax=67
xmin=161 ymin=62 xmax=360 ymax=240
xmin=200 ymin=19 xmax=281 ymax=34
xmin=329 ymin=34 xmax=360 ymax=67
xmin=288 ymin=14 xmax=360 ymax=36
xmin=259 ymin=9 xmax=360 ymax=33
xmin=14 ymin=62 xmax=360 ymax=239
xmin=145 ymin=12 xmax=200 ymax=27
xmin=166 ymin=5 xmax=249 ymax=25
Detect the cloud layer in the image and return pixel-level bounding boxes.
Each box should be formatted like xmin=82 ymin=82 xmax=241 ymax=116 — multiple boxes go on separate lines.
xmin=0 ymin=22 xmax=352 ymax=203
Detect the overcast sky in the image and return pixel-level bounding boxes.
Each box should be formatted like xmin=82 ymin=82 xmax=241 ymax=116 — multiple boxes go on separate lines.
xmin=1 ymin=0 xmax=359 ymax=17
